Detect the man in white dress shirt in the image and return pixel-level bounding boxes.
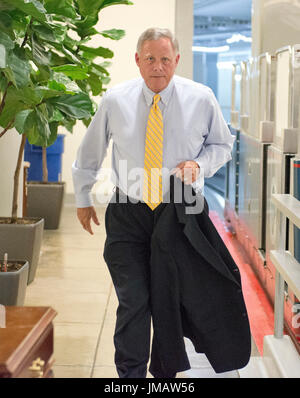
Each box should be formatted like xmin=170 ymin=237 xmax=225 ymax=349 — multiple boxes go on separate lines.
xmin=72 ymin=28 xmax=235 ymax=378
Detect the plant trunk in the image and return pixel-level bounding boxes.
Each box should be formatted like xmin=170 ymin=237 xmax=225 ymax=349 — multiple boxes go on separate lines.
xmin=11 ymin=134 xmax=26 ymax=222
xmin=42 ymin=147 xmax=48 ymax=183
xmin=0 ymin=119 xmax=14 ymax=138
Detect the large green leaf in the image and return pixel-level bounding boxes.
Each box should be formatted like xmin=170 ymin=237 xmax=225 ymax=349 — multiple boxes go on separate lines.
xmin=51 ymin=109 xmax=65 ymax=123
xmin=14 ymin=109 xmax=32 ymax=134
xmin=0 ymin=72 xmax=8 ymax=92
xmin=0 ymin=86 xmax=28 ymax=127
xmin=100 ymin=75 xmax=110 ymax=85
xmin=46 ymin=103 xmax=64 ymax=122
xmin=99 ymin=0 xmax=133 ymax=11
xmin=5 ymin=48 xmax=31 ymax=88
xmin=48 ymin=71 xmax=82 ymax=94
xmin=47 ymin=122 xmax=59 ymax=145
xmin=4 ymin=0 xmax=47 ymax=23
xmin=52 ymin=64 xmax=89 ymax=80
xmin=62 ymin=116 xmax=76 ymax=133
xmin=49 ymin=42 xmax=82 ymax=64
xmin=89 ymin=65 xmax=111 ymax=85
xmin=0 ymin=12 xmax=14 ymax=38
xmin=31 ymin=24 xmax=57 ymax=43
xmin=32 ymin=119 xmax=57 ymax=147
xmin=91 ymin=63 xmax=110 ymax=76
xmin=9 ymin=86 xmax=44 ymax=106
xmin=0 ymin=31 xmax=14 ymax=50
xmin=75 ymin=79 xmax=88 ymax=93
xmin=0 ymin=45 xmax=6 ymax=68
xmin=76 ymin=0 xmax=105 ymax=17
xmin=47 ymin=80 xmax=68 ymax=92
xmin=32 ymin=23 xmax=67 ymax=44
xmin=35 ymin=86 xmax=65 ymax=99
xmin=61 ymin=44 xmax=82 ymax=64
xmin=31 ymin=34 xmax=51 ymax=65
xmin=76 ymin=26 xmax=98 ymax=39
xmin=87 ymin=72 xmax=103 ymax=96
xmin=62 ymin=34 xmax=79 ymax=51
xmin=74 ymin=15 xmax=99 ymax=38
xmin=99 ymin=61 xmax=112 ymax=68
xmin=82 ymin=117 xmax=92 ymax=128
xmin=49 ymin=51 xmax=69 ymax=67
xmin=25 ymin=106 xmax=51 ymax=145
xmin=76 ymin=0 xmax=133 ymax=17
xmin=10 ymin=10 xmax=31 ymax=37
xmin=32 ymin=64 xmax=51 ymax=84
xmin=47 ymin=93 xmax=94 ymax=119
xmin=44 ymin=0 xmax=77 ymax=19
xmin=52 ymin=24 xmax=68 ymax=42
xmin=79 ymin=45 xmax=113 ymax=59
xmin=0 ymin=3 xmax=14 ymax=12
xmin=99 ymin=29 xmax=125 ymax=41
xmin=0 ymin=85 xmax=60 ymax=128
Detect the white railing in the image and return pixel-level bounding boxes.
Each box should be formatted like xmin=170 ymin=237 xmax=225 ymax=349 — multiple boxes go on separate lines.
xmin=270 ymin=194 xmax=300 ymax=338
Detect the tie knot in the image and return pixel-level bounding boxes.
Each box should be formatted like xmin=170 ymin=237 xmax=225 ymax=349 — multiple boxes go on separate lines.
xmin=153 ymin=94 xmax=161 ymax=105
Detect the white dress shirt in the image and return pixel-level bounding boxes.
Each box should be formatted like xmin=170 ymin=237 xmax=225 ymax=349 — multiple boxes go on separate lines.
xmin=72 ymin=75 xmax=235 ymax=208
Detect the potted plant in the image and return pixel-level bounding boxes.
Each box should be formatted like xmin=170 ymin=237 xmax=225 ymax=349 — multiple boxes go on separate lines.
xmin=0 ymin=0 xmax=132 ymax=282
xmin=0 ymin=254 xmax=29 ymax=306
xmin=25 ymin=139 xmax=66 ymax=230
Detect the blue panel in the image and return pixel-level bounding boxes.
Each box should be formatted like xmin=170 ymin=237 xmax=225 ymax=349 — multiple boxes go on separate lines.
xmin=24 ymin=135 xmax=65 ymax=182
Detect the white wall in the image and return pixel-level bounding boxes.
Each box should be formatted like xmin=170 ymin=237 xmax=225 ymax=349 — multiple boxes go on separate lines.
xmin=0 ymin=130 xmax=23 ymax=217
xmin=62 ymin=0 xmax=177 ymax=200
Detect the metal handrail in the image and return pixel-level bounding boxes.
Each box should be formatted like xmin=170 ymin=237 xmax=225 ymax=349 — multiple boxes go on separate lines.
xmin=270 ymin=194 xmax=300 ymax=338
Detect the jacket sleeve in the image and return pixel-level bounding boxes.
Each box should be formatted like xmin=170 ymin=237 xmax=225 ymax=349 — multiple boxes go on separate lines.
xmin=72 ymin=93 xmax=111 ymax=208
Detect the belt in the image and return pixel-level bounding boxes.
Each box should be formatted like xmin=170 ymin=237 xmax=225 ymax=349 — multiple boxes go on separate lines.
xmin=114 ymin=187 xmax=208 ymax=213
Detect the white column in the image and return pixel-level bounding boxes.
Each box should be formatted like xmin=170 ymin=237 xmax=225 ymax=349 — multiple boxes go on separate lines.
xmin=251 ymin=0 xmax=263 ymax=57
xmin=0 ymin=129 xmax=23 ymax=217
xmin=175 ymin=0 xmax=194 ymax=79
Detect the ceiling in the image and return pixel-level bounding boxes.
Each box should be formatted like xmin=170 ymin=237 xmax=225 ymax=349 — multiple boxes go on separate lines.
xmin=193 ymin=0 xmax=252 ymax=49
xmin=194 ymin=0 xmax=252 ymax=19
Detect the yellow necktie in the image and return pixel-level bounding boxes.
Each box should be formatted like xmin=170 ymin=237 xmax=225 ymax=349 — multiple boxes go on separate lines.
xmin=143 ymin=94 xmax=164 ymax=210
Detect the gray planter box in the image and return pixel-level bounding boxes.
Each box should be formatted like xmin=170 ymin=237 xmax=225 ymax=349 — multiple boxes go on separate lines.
xmin=26 ymin=182 xmax=65 ymax=230
xmin=0 ymin=260 xmax=29 ymax=305
xmin=0 ymin=217 xmax=44 ymax=285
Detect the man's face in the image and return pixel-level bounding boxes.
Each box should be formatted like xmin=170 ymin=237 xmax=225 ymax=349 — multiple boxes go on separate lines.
xmin=135 ymin=37 xmax=180 ymax=93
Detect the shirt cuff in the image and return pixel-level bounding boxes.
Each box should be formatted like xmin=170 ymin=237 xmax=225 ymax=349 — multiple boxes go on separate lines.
xmin=191 ymin=162 xmax=205 ymax=193
xmin=194 ymin=154 xmax=209 ymax=177
xmin=75 ymin=192 xmax=94 ymax=208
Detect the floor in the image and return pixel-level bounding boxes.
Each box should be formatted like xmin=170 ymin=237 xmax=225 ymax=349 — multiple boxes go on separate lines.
xmin=24 ymin=192 xmax=259 ymax=378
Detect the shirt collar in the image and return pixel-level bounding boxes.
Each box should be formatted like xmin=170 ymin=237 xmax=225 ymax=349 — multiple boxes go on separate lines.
xmin=142 ymin=77 xmax=175 ymax=107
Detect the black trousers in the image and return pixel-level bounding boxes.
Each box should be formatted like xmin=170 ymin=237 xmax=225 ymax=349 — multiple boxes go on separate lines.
xmin=103 ymin=189 xmax=208 ymax=378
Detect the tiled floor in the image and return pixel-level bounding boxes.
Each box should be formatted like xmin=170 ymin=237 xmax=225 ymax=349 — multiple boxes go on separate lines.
xmin=24 ymin=203 xmax=255 ymax=378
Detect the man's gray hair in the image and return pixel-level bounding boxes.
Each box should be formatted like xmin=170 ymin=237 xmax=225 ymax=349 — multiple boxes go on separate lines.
xmin=136 ymin=28 xmax=179 ymax=54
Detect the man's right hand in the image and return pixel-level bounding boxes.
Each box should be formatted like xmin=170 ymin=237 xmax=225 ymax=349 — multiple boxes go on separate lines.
xmin=77 ymin=206 xmax=100 ymax=235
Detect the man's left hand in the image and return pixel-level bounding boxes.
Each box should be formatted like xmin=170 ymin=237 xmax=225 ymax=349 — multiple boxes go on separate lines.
xmin=171 ymin=160 xmax=200 ymax=184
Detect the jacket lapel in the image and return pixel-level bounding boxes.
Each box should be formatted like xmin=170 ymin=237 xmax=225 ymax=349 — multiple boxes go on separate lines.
xmin=175 ymin=203 xmax=240 ymax=287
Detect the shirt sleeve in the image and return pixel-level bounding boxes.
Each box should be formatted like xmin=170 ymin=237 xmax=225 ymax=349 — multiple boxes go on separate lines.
xmin=72 ymin=93 xmax=111 ymax=208
xmin=193 ymin=88 xmax=235 ymax=184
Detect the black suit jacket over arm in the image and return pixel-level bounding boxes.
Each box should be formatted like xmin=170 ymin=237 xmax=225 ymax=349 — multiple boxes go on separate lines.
xmin=148 ymin=177 xmax=251 ymax=377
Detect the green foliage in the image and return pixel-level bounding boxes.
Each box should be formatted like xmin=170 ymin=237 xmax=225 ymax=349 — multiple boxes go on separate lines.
xmin=0 ymin=0 xmax=132 ymax=146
